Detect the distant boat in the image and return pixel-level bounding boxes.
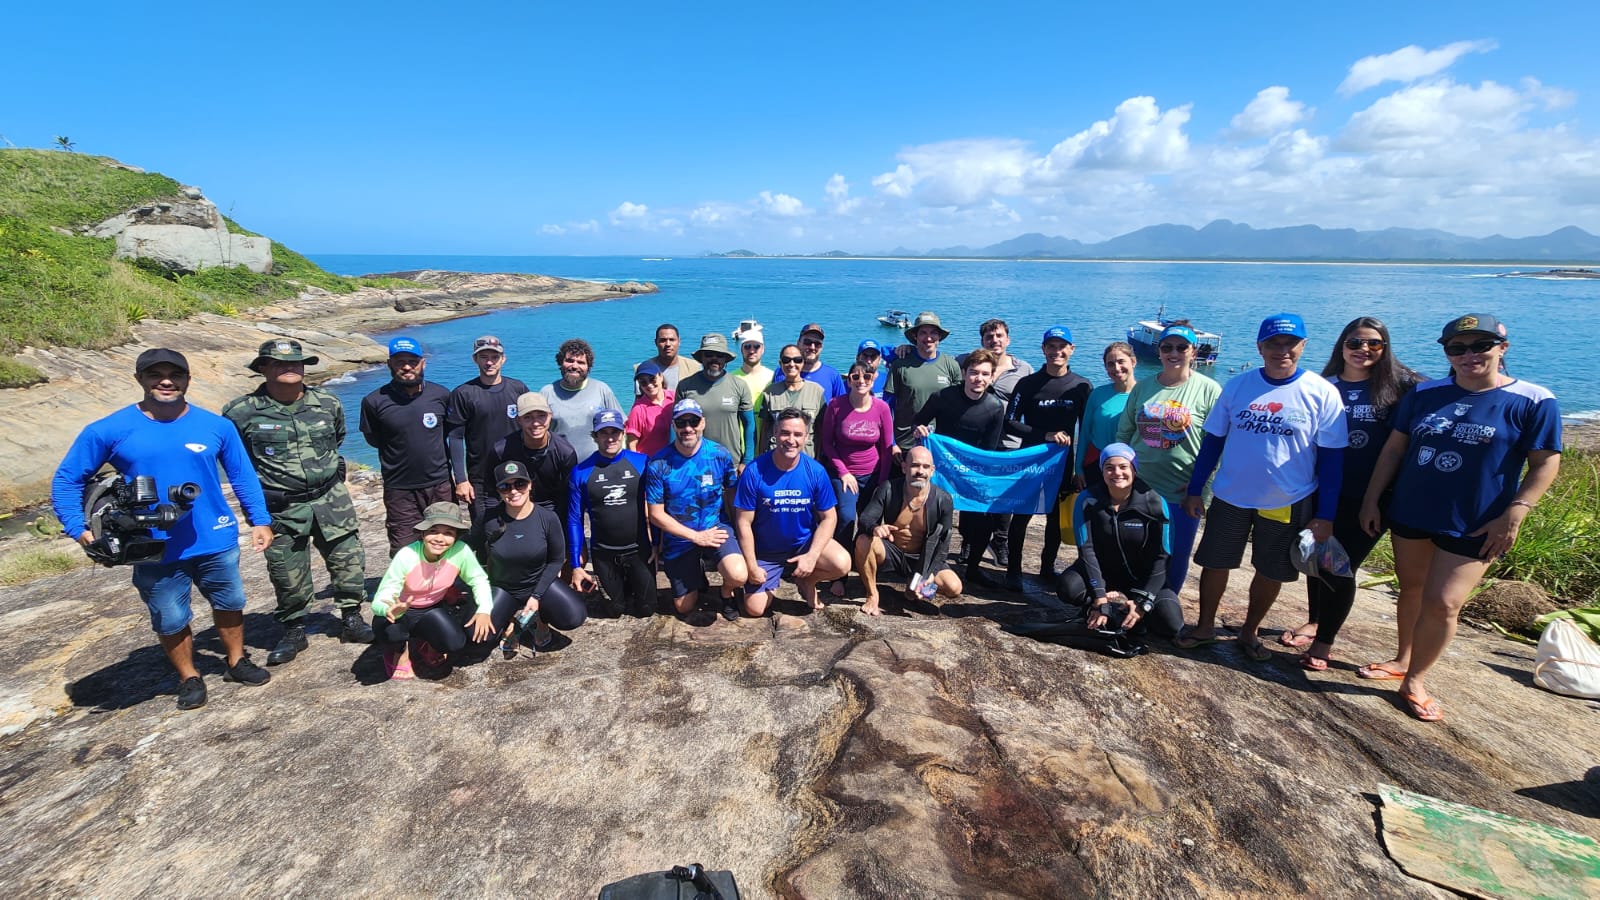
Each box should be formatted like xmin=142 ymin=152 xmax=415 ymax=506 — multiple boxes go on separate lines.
xmin=1127 ymin=305 xmax=1222 ymax=366
xmin=730 ymin=318 xmax=761 ymax=341
xmin=640 ymin=257 xmax=673 ymax=261
xmin=877 ymin=309 xmax=911 ymax=329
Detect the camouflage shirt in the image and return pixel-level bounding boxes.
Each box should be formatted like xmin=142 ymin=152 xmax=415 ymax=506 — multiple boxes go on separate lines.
xmin=222 ymin=385 xmax=356 ymax=536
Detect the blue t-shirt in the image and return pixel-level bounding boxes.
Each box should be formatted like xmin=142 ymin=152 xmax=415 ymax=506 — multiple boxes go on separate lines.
xmin=644 ymin=440 xmax=738 ymax=560
xmin=1389 ymin=377 xmax=1562 ymax=537
xmin=51 ymin=404 xmax=271 ymax=562
xmin=734 ymin=452 xmax=838 ymax=559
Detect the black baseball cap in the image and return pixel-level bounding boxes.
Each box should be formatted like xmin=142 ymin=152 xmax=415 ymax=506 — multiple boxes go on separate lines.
xmin=135 ymin=348 xmax=189 ymax=374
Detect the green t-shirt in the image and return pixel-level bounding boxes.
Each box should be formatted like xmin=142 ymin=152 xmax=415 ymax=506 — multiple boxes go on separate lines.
xmin=886 ymin=351 xmax=962 ymax=448
xmin=677 ymin=371 xmax=754 ymax=463
xmin=736 ymin=364 xmax=773 ymax=415
xmin=1115 ymin=373 xmax=1221 ymax=503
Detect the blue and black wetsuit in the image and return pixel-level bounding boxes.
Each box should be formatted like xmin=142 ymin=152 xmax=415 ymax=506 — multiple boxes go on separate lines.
xmin=569 ymin=449 xmax=656 ymax=617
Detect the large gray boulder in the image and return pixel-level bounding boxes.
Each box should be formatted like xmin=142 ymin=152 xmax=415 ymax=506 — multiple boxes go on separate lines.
xmin=90 ymin=196 xmax=273 ymax=275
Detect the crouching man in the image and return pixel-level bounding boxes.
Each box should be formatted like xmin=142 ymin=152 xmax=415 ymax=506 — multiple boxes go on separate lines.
xmin=854 ymin=445 xmax=962 ymax=615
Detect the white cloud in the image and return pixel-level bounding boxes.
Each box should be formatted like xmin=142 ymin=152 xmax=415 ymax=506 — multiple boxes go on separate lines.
xmin=610 ymin=201 xmax=649 ymax=224
xmin=1339 ymin=39 xmax=1496 ymax=96
xmin=540 ymin=224 xmax=566 ymax=236
xmin=1259 ymin=129 xmax=1327 ymax=175
xmin=757 ymin=191 xmax=807 ymax=217
xmin=825 ymin=173 xmax=862 ymax=215
xmin=1229 ymin=86 xmax=1309 ymax=139
xmin=1339 ymin=79 xmax=1528 ymax=151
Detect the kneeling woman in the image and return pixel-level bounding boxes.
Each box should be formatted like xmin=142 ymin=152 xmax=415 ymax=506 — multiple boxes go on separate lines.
xmin=486 ymin=461 xmax=588 ymax=654
xmin=371 ymin=502 xmax=495 ymax=679
xmin=1051 ymin=443 xmax=1184 ymax=653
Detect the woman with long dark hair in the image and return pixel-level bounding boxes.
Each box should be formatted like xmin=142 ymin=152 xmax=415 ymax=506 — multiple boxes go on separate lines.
xmin=1282 ymin=317 xmax=1419 ymax=669
xmin=1359 ymin=314 xmax=1561 ymax=721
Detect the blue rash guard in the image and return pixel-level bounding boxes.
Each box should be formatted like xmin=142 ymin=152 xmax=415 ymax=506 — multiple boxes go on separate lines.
xmin=52 ymin=404 xmax=272 ymax=562
xmin=644 ymin=440 xmax=739 ymax=561
xmin=567 ymin=448 xmax=651 ymax=568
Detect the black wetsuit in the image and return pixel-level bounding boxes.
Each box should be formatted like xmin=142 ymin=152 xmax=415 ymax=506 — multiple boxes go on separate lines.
xmin=1004 ymin=368 xmax=1093 ymax=577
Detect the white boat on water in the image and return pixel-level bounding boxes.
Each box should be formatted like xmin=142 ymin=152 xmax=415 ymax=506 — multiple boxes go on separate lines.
xmin=730 ymin=318 xmax=761 ymax=341
xmin=1127 ymin=305 xmax=1222 ymax=366
xmin=877 ymin=309 xmax=911 ymax=328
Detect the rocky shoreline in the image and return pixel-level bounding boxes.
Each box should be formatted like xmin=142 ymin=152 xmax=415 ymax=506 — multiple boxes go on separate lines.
xmin=0 ymin=271 xmax=656 ymax=510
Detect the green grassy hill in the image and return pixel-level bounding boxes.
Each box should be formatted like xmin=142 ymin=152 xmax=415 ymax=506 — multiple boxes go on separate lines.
xmin=0 ymin=149 xmax=409 ymax=387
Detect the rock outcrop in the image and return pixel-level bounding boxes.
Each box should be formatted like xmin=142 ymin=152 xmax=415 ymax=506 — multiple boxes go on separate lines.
xmin=90 ymin=193 xmax=272 ymax=275
xmin=0 ymin=473 xmax=1596 ymax=896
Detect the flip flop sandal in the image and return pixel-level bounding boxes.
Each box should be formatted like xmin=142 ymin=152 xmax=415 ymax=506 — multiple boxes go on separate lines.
xmin=1239 ymin=640 xmax=1273 ymax=662
xmin=1400 ymin=690 xmax=1443 ymax=722
xmin=1278 ymin=631 xmax=1315 ymax=649
xmin=1357 ymin=662 xmax=1408 ymax=681
xmin=1173 ymin=630 xmax=1222 ymax=649
xmin=1298 ymin=652 xmax=1329 ymax=672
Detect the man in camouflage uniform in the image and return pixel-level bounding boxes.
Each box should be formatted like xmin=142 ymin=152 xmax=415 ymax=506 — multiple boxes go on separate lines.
xmin=222 ymin=339 xmax=374 ymax=666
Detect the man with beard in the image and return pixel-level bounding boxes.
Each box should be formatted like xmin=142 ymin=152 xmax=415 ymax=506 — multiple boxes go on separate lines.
xmin=540 ymin=337 xmax=621 ymax=460
xmin=484 ymin=392 xmax=579 ymax=530
xmin=676 ymin=333 xmax=757 ymax=469
xmin=885 ymin=311 xmax=962 ymax=458
xmin=447 ymin=335 xmax=529 ymax=536
xmin=359 ymin=336 xmax=454 ymax=554
xmin=645 ymin=399 xmax=748 ymax=621
xmin=854 ymin=445 xmax=962 ymax=615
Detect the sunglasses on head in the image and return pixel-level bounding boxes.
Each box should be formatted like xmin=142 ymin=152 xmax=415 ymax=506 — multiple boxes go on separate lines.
xmin=780 ymin=356 xmax=804 ymax=365
xmin=673 ymin=416 xmax=703 ymax=427
xmin=1344 ymin=338 xmax=1386 ymax=350
xmin=1444 ymin=338 xmax=1502 ymax=356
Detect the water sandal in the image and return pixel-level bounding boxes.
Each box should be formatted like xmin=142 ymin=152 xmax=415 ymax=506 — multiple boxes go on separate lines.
xmin=1239 ymin=640 xmax=1272 ymax=662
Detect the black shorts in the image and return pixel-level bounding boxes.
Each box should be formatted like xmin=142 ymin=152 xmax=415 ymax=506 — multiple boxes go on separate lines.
xmin=1388 ymin=520 xmax=1490 ymax=560
xmin=1193 ymin=495 xmax=1315 ymax=583
xmin=877 ymin=541 xmax=947 ymax=580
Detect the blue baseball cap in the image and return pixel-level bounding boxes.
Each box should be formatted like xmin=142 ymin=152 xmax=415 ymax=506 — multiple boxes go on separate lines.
xmin=857 ymin=339 xmax=881 ymax=356
xmin=1157 ymin=325 xmax=1198 ymax=346
xmin=592 ymin=408 xmax=626 ymax=432
xmin=1042 ymin=326 xmax=1073 ymax=345
xmin=1257 ymin=313 xmax=1308 ymax=342
xmin=672 ymin=398 xmax=704 ymax=419
xmin=387 ymin=336 xmax=423 ymax=358
xmin=1100 ymin=442 xmax=1138 ymax=470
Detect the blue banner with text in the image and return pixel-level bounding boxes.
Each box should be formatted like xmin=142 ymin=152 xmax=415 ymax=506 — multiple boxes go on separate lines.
xmin=923 ymin=434 xmax=1068 ymax=514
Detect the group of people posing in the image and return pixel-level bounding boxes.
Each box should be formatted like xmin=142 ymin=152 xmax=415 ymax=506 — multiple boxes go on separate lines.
xmin=51 ymin=308 xmax=1561 ymax=725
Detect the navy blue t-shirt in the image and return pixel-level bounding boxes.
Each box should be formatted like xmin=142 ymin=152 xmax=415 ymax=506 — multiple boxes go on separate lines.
xmin=1329 ymin=376 xmax=1405 ymax=499
xmin=1389 ymin=377 xmax=1562 ymax=537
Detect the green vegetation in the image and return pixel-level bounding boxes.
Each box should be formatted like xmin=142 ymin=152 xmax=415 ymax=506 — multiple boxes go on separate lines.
xmin=0 ymin=148 xmax=418 ymax=387
xmin=0 ymin=542 xmax=87 ymax=586
xmin=1362 ymin=449 xmax=1600 ymax=604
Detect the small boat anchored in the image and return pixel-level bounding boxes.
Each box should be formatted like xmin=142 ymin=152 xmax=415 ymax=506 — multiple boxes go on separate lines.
xmin=730 ymin=318 xmax=761 ymax=341
xmin=877 ymin=309 xmax=911 ymax=329
xmin=1127 ymin=305 xmax=1222 ymax=366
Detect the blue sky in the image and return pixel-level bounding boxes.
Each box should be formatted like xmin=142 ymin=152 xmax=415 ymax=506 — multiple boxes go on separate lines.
xmin=10 ymin=1 xmax=1600 ymax=254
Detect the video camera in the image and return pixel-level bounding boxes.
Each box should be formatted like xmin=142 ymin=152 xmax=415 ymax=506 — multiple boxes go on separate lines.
xmin=81 ymin=472 xmax=201 ymax=567
xmin=1093 ymin=588 xmax=1158 ymax=658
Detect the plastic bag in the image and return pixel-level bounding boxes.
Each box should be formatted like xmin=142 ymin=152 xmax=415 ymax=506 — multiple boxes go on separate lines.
xmin=1533 ymin=618 xmax=1600 ymax=700
xmin=1290 ymin=530 xmax=1353 ymax=580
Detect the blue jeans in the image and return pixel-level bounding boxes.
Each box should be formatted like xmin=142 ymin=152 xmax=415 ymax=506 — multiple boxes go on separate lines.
xmin=131 ymin=545 xmax=247 ymax=635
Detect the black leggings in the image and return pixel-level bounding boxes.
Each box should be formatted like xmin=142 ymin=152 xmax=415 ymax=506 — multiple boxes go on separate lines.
xmin=1305 ymin=499 xmax=1386 ymax=647
xmin=491 ymin=583 xmax=589 ymax=633
xmin=1007 ymin=510 xmax=1065 ymax=577
xmin=1056 ymin=563 xmax=1184 ymax=639
xmin=593 ymin=548 xmax=657 ymax=617
xmin=373 ymin=602 xmax=474 ymax=654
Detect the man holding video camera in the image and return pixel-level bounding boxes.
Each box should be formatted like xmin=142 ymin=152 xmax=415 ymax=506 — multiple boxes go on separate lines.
xmin=51 ymin=348 xmax=276 ymax=710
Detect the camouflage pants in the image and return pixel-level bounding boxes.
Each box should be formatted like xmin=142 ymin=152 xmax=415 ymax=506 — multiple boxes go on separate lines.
xmin=264 ymin=500 xmax=368 ymax=623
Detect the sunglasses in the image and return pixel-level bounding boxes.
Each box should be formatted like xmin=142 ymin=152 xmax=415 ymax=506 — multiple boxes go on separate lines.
xmin=1344 ymin=338 xmax=1386 ymax=350
xmin=800 ymin=338 xmax=822 ymax=347
xmin=780 ymin=356 xmax=804 ymax=365
xmin=497 ymin=480 xmax=531 ymax=492
xmin=673 ymin=416 xmax=703 ymax=428
xmin=1444 ymin=338 xmax=1503 ymax=356
xmin=1157 ymin=343 xmax=1191 ymax=353
xmin=848 ymin=373 xmax=872 ymax=382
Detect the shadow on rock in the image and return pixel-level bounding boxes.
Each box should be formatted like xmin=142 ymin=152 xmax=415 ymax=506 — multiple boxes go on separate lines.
xmin=1515 ymin=767 xmax=1600 ymax=818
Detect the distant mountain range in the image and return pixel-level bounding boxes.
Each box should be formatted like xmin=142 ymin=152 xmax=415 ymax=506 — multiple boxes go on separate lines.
xmin=715 ymin=220 xmax=1600 ymax=262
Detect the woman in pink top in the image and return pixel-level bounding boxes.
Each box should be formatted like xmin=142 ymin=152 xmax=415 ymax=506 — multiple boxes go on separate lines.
xmin=820 ymin=361 xmax=895 ymax=555
xmin=625 ymin=363 xmax=675 ymax=457
xmin=370 ymin=501 xmax=494 ymax=679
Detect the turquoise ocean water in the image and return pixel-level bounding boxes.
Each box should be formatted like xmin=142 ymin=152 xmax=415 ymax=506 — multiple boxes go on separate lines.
xmin=311 ymin=255 xmax=1598 ymax=468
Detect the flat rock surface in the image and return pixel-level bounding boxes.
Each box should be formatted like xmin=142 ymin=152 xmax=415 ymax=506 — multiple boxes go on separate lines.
xmin=2 ymin=474 xmax=1597 ymax=898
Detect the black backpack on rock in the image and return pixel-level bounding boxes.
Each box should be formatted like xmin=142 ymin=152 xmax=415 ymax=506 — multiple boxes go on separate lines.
xmin=598 ymin=863 xmax=740 ymax=900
